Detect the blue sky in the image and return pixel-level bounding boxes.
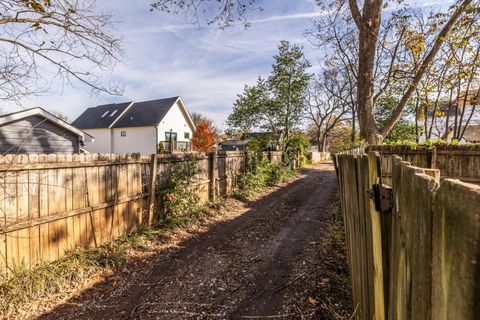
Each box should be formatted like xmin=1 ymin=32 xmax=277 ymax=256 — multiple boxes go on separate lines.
xmin=6 ymin=0 xmax=452 ymax=128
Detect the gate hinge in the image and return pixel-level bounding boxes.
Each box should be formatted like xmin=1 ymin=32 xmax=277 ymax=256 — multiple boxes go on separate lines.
xmin=367 ymin=184 xmax=393 ymax=213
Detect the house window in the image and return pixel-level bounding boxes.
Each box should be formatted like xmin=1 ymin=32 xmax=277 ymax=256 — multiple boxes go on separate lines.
xmin=121 ymin=131 xmax=126 ymax=137
xmin=184 ymin=132 xmax=190 ymax=139
xmin=101 ymin=111 xmax=109 ymax=118
xmin=165 ymin=132 xmax=177 ymax=141
xmin=110 ymin=109 xmax=118 ymax=117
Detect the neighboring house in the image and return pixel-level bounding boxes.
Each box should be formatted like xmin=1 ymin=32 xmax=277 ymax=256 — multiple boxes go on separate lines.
xmin=72 ymin=97 xmax=195 ymax=154
xmin=0 ymin=107 xmax=92 ymax=154
xmin=218 ymin=140 xmax=249 ymax=151
xmin=424 ymin=89 xmax=480 ymax=141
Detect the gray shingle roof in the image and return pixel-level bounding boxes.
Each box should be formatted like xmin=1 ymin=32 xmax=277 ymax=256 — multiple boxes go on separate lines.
xmin=112 ymin=97 xmax=179 ymax=128
xmin=72 ymin=102 xmax=132 ymax=129
xmin=72 ymin=97 xmax=180 ymax=129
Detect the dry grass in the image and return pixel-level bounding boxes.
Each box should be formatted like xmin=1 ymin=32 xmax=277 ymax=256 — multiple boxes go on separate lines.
xmin=0 ymin=203 xmax=220 ymax=319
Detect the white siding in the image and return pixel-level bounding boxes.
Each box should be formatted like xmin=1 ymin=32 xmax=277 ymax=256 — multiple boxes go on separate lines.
xmin=81 ymin=100 xmax=193 ymax=154
xmin=83 ymin=129 xmax=112 ymax=153
xmin=157 ymin=101 xmax=193 ymax=143
xmin=112 ymin=126 xmax=157 ymax=154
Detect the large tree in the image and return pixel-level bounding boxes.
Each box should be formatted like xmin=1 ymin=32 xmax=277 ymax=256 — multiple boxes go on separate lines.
xmin=346 ymin=0 xmax=474 ymax=144
xmin=152 ymin=0 xmax=478 ymax=144
xmin=227 ymin=41 xmax=311 ymax=151
xmin=0 ymin=0 xmax=122 ymax=101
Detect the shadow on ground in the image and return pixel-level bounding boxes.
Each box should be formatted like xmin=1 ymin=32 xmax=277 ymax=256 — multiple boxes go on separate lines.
xmin=37 ymin=164 xmax=352 ymax=320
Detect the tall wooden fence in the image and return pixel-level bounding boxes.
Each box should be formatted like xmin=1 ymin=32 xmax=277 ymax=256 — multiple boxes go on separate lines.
xmin=334 ymin=147 xmax=480 ymax=320
xmin=0 ymin=150 xmax=278 ymax=272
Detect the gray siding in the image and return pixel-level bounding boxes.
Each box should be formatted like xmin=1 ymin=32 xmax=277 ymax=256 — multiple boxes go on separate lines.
xmin=0 ymin=115 xmax=80 ymax=154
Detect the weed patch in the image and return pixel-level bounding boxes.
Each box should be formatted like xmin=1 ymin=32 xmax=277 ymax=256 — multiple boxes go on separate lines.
xmin=234 ymin=159 xmax=295 ymax=200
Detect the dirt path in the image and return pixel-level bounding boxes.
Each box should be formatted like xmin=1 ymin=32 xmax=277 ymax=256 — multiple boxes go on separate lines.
xmin=37 ymin=163 xmax=351 ymax=319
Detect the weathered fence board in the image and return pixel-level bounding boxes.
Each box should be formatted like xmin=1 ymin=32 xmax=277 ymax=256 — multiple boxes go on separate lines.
xmin=337 ymin=153 xmax=385 ymax=320
xmin=431 ymin=179 xmax=480 ymax=320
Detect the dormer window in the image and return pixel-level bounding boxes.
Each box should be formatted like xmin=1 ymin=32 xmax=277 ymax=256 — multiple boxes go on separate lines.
xmin=101 ymin=111 xmax=109 ymax=118
xmin=110 ymin=109 xmax=118 ymax=117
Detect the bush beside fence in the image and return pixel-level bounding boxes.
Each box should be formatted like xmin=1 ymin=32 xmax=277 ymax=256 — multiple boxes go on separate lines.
xmin=334 ymin=147 xmax=480 ymax=320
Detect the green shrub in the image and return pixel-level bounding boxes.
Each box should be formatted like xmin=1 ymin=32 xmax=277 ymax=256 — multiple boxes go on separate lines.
xmin=234 ymin=158 xmax=295 ymax=200
xmin=267 ymin=164 xmax=294 ymax=186
xmin=159 ymin=156 xmax=205 ymax=223
xmin=299 ymin=154 xmax=308 ymax=167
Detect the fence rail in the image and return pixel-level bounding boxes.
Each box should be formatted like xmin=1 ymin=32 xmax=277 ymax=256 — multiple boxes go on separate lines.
xmin=334 ymin=147 xmax=480 ymax=320
xmin=0 ymin=150 xmax=283 ymax=272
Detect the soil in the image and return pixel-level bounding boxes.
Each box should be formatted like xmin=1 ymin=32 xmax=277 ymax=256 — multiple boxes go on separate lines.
xmin=35 ymin=163 xmax=352 ymax=320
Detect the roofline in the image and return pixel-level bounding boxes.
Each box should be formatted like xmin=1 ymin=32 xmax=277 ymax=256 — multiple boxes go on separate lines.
xmin=0 ymin=107 xmax=93 ymax=143
xmin=108 ymin=101 xmax=135 ymax=128
xmin=175 ymin=97 xmax=196 ymax=132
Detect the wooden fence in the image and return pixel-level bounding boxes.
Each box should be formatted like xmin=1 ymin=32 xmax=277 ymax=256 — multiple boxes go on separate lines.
xmin=368 ymin=145 xmax=480 ymax=185
xmin=0 ymin=150 xmax=276 ymax=272
xmin=334 ymin=147 xmax=480 ymax=320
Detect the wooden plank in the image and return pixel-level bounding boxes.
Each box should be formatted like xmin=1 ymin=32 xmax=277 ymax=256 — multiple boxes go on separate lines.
xmin=18 ymin=227 xmax=30 ymax=268
xmin=48 ymin=220 xmax=60 ymax=261
xmin=17 ymin=169 xmax=29 ymax=222
xmin=28 ymin=155 xmax=40 ymax=220
xmin=29 ymin=226 xmax=40 ymax=268
xmin=0 ymin=235 xmax=6 ymax=274
xmin=146 ymin=154 xmax=158 ymax=226
xmin=5 ymin=231 xmax=19 ymax=268
xmin=39 ymin=222 xmax=49 ymax=262
xmin=4 ymin=169 xmax=17 ymax=227
xmin=48 ymin=168 xmax=60 ymax=215
xmin=93 ymin=209 xmax=104 ymax=245
xmin=98 ymin=165 xmax=106 ymax=203
xmin=38 ymin=161 xmax=48 ymax=218
xmin=356 ymin=155 xmax=374 ymax=320
xmin=366 ymin=153 xmax=386 ymax=320
xmin=432 ymin=179 xmax=480 ymax=320
xmin=72 ymin=167 xmax=86 ymax=210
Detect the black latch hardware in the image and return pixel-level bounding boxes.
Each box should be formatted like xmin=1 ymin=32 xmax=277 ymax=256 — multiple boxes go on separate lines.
xmin=367 ymin=184 xmax=393 ymax=213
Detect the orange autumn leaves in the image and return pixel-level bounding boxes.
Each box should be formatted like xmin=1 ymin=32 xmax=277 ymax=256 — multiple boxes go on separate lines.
xmin=191 ymin=120 xmax=216 ymax=152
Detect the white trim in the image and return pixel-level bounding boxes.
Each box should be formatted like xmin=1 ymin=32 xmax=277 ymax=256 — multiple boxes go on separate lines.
xmin=108 ymin=101 xmax=135 ymax=128
xmin=0 ymin=107 xmax=93 ymax=143
xmin=174 ymin=97 xmax=196 ymax=132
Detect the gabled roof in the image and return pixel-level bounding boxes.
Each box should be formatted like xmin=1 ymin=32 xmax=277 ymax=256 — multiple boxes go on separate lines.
xmin=72 ymin=96 xmax=196 ymax=131
xmin=71 ymin=101 xmax=132 ymax=129
xmin=0 ymin=107 xmax=93 ymax=143
xmin=111 ymin=97 xmax=179 ymax=128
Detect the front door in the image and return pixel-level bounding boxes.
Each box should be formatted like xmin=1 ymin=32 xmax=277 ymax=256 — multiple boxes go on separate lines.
xmin=165 ymin=132 xmax=177 ymax=142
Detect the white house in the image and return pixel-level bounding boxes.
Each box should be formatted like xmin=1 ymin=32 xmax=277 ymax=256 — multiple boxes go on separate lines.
xmin=72 ymin=97 xmax=195 ymax=154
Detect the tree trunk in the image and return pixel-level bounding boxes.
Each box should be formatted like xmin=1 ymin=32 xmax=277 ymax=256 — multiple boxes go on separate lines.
xmin=351 ymin=108 xmax=356 ymax=143
xmin=350 ymin=0 xmax=383 ymax=145
xmin=357 ymin=28 xmax=382 ymax=144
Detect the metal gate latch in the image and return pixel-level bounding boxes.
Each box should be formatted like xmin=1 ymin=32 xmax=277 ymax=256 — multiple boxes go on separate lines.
xmin=367 ymin=184 xmax=393 ymax=213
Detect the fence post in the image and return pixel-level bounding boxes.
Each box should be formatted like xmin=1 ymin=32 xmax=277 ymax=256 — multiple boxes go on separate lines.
xmin=209 ymin=151 xmax=217 ymax=202
xmin=146 ymin=153 xmax=158 ymax=226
